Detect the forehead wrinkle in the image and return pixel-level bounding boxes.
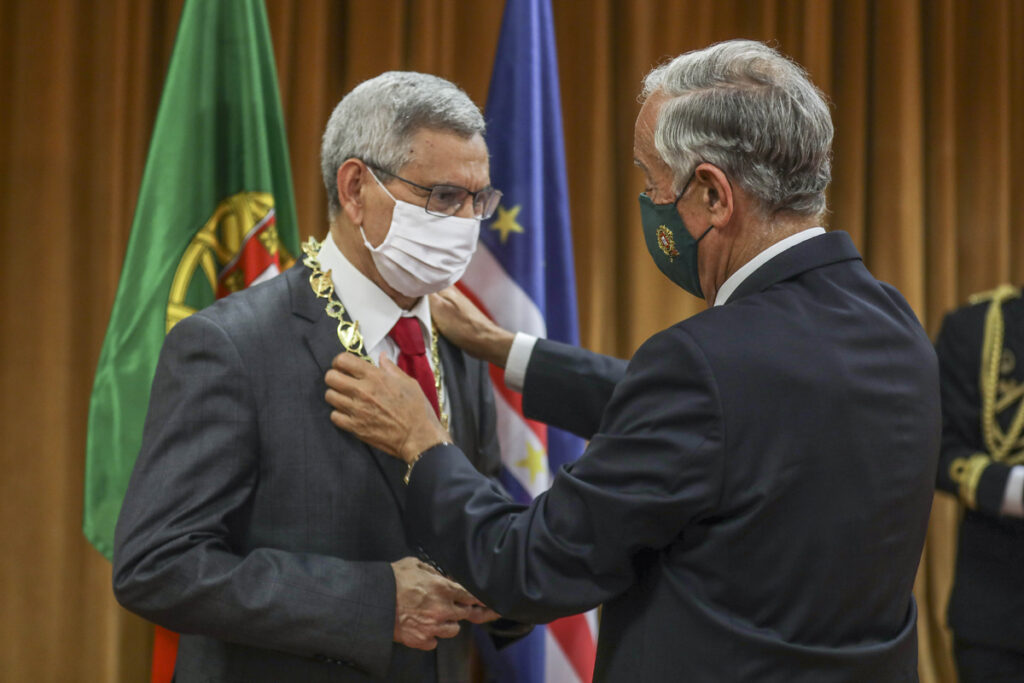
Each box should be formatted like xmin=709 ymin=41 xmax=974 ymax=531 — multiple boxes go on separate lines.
xmin=400 ymin=160 xmax=490 ymax=191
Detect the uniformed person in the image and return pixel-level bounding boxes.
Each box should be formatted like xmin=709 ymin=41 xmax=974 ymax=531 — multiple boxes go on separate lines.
xmin=935 ymin=284 xmax=1024 ymax=681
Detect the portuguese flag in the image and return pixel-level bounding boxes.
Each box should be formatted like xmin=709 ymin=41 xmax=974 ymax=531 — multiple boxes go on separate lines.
xmin=83 ymin=0 xmax=298 ymax=678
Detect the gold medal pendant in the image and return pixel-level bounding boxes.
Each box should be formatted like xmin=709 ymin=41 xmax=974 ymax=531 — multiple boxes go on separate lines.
xmin=337 ymin=320 xmax=363 ymax=354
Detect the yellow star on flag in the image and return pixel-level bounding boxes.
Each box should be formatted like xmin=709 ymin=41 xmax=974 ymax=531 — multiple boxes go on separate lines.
xmin=490 ymin=204 xmax=525 ymax=244
xmin=516 ymin=442 xmax=547 ymax=484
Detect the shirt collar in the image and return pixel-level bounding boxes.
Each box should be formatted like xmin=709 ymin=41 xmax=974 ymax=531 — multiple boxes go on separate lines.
xmin=318 ymin=234 xmax=432 ymax=351
xmin=714 ymin=227 xmax=826 ymax=306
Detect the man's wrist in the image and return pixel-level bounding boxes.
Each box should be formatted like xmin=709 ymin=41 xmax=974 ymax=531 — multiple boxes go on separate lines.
xmin=399 ymin=422 xmax=451 ymax=463
xmin=403 ymin=440 xmax=453 ymax=485
xmin=483 ymin=328 xmax=515 ymax=368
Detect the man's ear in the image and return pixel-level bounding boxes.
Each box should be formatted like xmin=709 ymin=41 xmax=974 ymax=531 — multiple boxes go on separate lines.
xmin=694 ymin=163 xmax=734 ymax=226
xmin=337 ymin=159 xmax=367 ymax=227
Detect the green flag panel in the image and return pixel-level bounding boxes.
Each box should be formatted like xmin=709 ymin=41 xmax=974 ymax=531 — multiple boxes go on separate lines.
xmin=84 ymin=0 xmax=299 ymax=559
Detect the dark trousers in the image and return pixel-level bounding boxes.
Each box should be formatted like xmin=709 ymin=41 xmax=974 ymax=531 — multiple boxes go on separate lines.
xmin=955 ymin=639 xmax=1024 ymax=683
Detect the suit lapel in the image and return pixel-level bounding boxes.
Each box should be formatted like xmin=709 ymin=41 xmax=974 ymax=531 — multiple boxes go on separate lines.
xmin=291 ymin=260 xmax=341 ymax=374
xmin=728 ymin=230 xmax=862 ymax=304
xmin=289 ymin=261 xmax=408 ymax=510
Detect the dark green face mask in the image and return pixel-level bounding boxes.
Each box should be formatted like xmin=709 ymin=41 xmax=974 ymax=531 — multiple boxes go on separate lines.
xmin=638 ymin=174 xmax=714 ymax=298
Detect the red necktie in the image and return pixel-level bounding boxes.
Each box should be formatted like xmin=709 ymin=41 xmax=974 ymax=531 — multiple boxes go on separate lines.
xmin=388 ymin=317 xmax=440 ymax=418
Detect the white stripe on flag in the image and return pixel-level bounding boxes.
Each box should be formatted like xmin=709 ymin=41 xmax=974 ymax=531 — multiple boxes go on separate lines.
xmin=586 ymin=609 xmax=599 ymax=641
xmin=493 ymin=386 xmax=551 ymax=498
xmin=545 ymin=628 xmax=584 ymax=683
xmin=250 ymin=263 xmax=280 ymax=287
xmin=464 ymin=243 xmax=547 ymax=337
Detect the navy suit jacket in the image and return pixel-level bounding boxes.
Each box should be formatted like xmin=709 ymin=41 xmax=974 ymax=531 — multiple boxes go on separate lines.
xmin=112 ymin=261 xmax=509 ymax=682
xmin=404 ymin=231 xmax=941 ymax=682
xmin=935 ymin=295 xmax=1024 ymax=653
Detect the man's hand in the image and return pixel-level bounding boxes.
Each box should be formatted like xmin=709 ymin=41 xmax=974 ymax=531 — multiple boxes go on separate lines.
xmin=325 ymin=353 xmax=451 ymax=463
xmin=391 ymin=556 xmax=500 ymax=651
xmin=429 ymin=287 xmax=515 ymax=368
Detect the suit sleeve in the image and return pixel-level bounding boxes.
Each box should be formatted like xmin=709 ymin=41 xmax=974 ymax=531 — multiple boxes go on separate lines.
xmin=112 ymin=313 xmax=396 ymax=677
xmin=406 ymin=326 xmax=724 ymax=623
xmin=934 ymin=311 xmax=1015 ymax=516
xmin=467 ymin=354 xmax=535 ymax=643
xmin=521 ymin=338 xmax=629 ymax=439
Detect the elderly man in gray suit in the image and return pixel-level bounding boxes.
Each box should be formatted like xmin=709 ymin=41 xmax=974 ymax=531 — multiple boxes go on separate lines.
xmin=113 ymin=72 xmax=521 ymax=682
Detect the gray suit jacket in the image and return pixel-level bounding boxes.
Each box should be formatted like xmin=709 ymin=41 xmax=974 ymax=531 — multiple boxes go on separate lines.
xmin=113 ymin=261 xmax=504 ymax=682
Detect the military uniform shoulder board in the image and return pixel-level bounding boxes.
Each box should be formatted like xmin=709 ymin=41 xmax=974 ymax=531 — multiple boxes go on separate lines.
xmin=968 ymin=284 xmax=1021 ymax=306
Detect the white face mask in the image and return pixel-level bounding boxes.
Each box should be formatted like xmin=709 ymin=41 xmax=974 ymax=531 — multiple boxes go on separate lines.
xmin=361 ymin=171 xmax=481 ymax=298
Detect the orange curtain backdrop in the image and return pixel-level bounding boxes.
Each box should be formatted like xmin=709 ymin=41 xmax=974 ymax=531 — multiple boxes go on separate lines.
xmin=2 ymin=1 xmax=1023 ymax=680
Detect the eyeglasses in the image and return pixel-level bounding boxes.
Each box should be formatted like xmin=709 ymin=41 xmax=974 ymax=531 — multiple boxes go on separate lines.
xmin=366 ymin=164 xmax=503 ymax=220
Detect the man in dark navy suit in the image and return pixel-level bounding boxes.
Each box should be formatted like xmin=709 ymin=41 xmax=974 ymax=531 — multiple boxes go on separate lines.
xmin=935 ymin=286 xmax=1024 ymax=682
xmin=325 ymin=40 xmax=941 ymax=682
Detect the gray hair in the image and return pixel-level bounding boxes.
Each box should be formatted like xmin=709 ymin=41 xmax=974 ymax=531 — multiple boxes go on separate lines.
xmin=320 ymin=71 xmax=486 ymax=218
xmin=642 ymin=40 xmax=833 ymax=218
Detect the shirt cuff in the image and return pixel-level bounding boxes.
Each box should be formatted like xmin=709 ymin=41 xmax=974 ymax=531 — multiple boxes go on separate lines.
xmin=504 ymin=332 xmax=538 ymax=392
xmin=1000 ymin=465 xmax=1024 ymax=517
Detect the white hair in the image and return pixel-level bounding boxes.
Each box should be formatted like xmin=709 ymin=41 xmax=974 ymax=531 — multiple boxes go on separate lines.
xmin=642 ymin=40 xmax=833 ymax=218
xmin=320 ymin=71 xmax=485 ymax=218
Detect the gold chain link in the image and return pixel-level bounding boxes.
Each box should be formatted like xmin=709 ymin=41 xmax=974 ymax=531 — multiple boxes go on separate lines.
xmin=303 ymin=236 xmax=448 ymax=431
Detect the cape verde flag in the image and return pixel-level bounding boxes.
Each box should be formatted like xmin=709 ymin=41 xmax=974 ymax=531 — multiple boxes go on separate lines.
xmin=459 ymin=0 xmax=597 ymax=680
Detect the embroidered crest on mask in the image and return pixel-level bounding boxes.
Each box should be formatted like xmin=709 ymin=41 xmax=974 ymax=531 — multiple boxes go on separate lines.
xmin=656 ymin=225 xmax=679 ymax=261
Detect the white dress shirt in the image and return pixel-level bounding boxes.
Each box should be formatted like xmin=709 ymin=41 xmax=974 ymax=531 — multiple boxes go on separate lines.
xmin=318 ymin=234 xmax=451 ymax=418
